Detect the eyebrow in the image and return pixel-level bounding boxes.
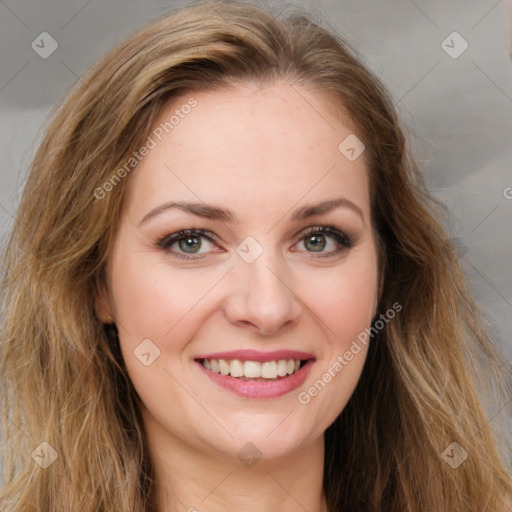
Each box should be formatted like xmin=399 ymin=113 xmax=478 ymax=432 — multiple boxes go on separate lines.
xmin=139 ymin=197 xmax=365 ymax=225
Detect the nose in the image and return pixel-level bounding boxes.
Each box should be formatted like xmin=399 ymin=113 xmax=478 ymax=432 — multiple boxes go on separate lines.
xmin=223 ymin=250 xmax=302 ymax=337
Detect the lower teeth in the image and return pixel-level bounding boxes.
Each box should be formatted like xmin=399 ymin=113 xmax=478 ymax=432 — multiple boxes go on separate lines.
xmin=232 ymin=375 xmax=289 ymax=382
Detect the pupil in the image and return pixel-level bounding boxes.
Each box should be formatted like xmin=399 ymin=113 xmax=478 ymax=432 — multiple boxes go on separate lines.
xmin=179 ymin=237 xmax=201 ymax=253
xmin=306 ymin=235 xmax=325 ymax=252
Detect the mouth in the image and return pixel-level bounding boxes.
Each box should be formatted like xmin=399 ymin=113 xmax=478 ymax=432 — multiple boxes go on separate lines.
xmin=198 ymin=357 xmax=309 ymax=381
xmin=193 ymin=350 xmax=315 ymax=399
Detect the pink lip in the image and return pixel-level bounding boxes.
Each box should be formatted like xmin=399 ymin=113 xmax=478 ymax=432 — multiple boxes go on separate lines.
xmin=194 ymin=349 xmax=315 ymax=362
xmin=195 ymin=357 xmax=315 ymax=399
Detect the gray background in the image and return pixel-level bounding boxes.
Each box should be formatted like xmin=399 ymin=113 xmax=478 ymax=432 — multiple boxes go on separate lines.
xmin=0 ymin=0 xmax=511 ymax=458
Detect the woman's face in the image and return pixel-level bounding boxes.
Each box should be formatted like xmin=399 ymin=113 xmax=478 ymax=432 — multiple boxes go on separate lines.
xmin=97 ymin=81 xmax=380 ymax=461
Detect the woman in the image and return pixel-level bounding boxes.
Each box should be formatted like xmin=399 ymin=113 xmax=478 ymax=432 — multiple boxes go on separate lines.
xmin=1 ymin=1 xmax=510 ymax=510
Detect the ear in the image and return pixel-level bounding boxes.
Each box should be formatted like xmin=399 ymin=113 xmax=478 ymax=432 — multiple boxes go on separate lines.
xmin=95 ymin=283 xmax=114 ymax=323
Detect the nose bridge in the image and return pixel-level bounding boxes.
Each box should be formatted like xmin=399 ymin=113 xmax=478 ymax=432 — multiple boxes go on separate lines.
xmin=224 ymin=240 xmax=301 ymax=335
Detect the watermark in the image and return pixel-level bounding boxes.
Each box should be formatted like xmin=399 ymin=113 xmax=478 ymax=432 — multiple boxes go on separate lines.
xmin=134 ymin=338 xmax=161 ymax=366
xmin=297 ymin=302 xmax=402 ymax=405
xmin=31 ymin=441 xmax=59 ymax=468
xmin=449 ymin=237 xmax=467 ymax=260
xmin=338 ymin=133 xmax=365 ymax=161
xmin=441 ymin=442 xmax=468 ymax=469
xmin=93 ymin=97 xmax=198 ymax=200
xmin=31 ymin=32 xmax=59 ymax=59
xmin=441 ymin=31 xmax=468 ymax=59
xmin=503 ymin=186 xmax=512 ymax=200
xmin=236 ymin=236 xmax=264 ymax=263
xmin=237 ymin=442 xmax=262 ymax=468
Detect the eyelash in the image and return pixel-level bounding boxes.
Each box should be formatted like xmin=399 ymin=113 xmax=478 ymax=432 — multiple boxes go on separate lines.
xmin=156 ymin=225 xmax=355 ymax=261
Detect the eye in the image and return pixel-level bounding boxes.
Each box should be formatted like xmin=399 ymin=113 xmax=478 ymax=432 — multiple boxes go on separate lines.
xmin=293 ymin=225 xmax=355 ymax=257
xmin=157 ymin=225 xmax=355 ymax=261
xmin=157 ymin=229 xmax=219 ymax=260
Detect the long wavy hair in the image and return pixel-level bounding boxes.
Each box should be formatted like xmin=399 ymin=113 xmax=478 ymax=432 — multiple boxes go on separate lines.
xmin=1 ymin=1 xmax=511 ymax=510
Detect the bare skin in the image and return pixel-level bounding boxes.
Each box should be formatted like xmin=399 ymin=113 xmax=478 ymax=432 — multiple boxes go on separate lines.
xmin=96 ymin=80 xmax=380 ymax=512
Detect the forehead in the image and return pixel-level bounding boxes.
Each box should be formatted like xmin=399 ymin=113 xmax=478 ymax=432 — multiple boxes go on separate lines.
xmin=123 ymin=81 xmax=370 ymax=224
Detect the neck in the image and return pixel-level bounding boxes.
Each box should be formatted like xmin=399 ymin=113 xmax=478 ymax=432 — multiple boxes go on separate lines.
xmin=143 ymin=411 xmax=329 ymax=512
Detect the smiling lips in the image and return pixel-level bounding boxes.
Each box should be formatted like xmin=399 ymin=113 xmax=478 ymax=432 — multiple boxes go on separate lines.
xmin=195 ymin=350 xmax=315 ymax=398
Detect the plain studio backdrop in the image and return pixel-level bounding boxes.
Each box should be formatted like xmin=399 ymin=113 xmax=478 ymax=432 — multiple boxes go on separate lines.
xmin=0 ymin=0 xmax=511 ymax=480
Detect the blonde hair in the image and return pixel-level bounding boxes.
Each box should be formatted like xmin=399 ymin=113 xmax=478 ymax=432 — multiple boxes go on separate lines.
xmin=1 ymin=0 xmax=511 ymax=510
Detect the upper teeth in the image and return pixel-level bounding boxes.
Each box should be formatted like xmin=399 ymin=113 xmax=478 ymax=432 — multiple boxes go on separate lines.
xmin=202 ymin=358 xmax=301 ymax=379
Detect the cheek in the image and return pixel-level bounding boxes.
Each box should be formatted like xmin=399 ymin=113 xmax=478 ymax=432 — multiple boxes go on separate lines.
xmin=293 ymin=248 xmax=377 ymax=424
xmin=108 ymin=244 xmax=228 ymax=359
xmin=304 ymin=252 xmax=378 ymax=344
xmin=109 ymin=244 xmax=185 ymax=334
xmin=107 ymin=249 xmax=209 ymax=402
